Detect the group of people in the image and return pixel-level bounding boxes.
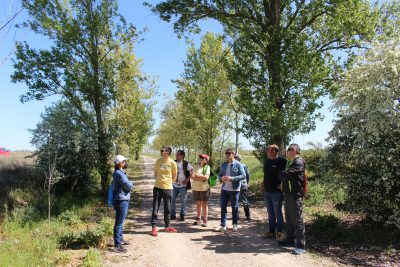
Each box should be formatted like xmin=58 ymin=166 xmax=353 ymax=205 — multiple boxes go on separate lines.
xmin=110 ymin=143 xmax=306 ymax=256
xmin=150 ymin=147 xmax=250 ymax=234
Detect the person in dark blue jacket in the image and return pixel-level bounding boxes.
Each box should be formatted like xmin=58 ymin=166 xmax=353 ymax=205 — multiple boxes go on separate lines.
xmin=234 ymin=153 xmax=251 ymax=220
xmin=112 ymin=155 xmax=134 ymax=253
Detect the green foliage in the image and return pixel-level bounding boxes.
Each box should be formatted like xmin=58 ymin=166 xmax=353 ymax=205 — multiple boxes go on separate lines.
xmin=81 ymin=248 xmax=103 ymax=267
xmin=329 ymin=36 xmax=400 ymax=228
xmin=58 ymin=217 xmax=113 ymax=249
xmin=149 ymin=0 xmax=380 ymax=159
xmin=11 ymin=0 xmax=151 ymax=193
xmin=30 ymin=101 xmax=100 ymax=195
xmin=58 ymin=210 xmax=82 ymax=226
xmin=152 ymin=32 xmax=234 ymax=166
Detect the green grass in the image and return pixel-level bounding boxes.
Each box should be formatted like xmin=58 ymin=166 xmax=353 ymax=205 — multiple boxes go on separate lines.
xmin=0 ymin=155 xmax=145 ymax=266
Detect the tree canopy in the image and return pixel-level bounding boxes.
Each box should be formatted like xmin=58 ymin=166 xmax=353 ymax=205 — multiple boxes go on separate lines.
xmin=148 ymin=0 xmax=380 ymax=157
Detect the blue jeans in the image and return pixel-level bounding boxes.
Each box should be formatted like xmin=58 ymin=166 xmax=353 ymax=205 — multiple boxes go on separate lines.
xmin=171 ymin=186 xmax=187 ymax=217
xmin=264 ymin=191 xmax=284 ymax=233
xmin=220 ymin=190 xmax=240 ymax=226
xmin=113 ymin=200 xmax=129 ymax=247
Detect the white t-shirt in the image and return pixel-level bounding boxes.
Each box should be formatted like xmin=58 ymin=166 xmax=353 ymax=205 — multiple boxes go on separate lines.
xmin=174 ymin=161 xmax=193 ymax=188
xmin=222 ymin=163 xmax=240 ymax=192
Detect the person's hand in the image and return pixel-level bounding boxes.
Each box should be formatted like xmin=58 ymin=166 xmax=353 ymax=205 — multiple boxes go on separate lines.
xmin=277 ymin=184 xmax=282 ymax=191
xmin=226 ymin=176 xmax=232 ymax=181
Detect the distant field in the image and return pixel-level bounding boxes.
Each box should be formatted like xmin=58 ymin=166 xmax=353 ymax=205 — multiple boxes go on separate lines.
xmin=0 ymin=151 xmax=35 ymax=169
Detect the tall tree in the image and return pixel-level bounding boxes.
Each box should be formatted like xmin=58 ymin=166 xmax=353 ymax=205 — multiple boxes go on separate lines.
xmin=148 ymin=0 xmax=379 ymax=157
xmin=174 ymin=32 xmax=232 ymax=165
xmin=329 ymin=36 xmax=400 ymax=228
xmin=111 ymin=43 xmax=156 ymax=160
xmin=11 ymin=0 xmax=138 ymax=193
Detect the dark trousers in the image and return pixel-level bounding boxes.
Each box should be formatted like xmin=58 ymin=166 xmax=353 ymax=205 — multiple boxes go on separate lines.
xmin=284 ymin=193 xmax=305 ymax=249
xmin=239 ymin=188 xmax=251 ymax=218
xmin=113 ymin=200 xmax=129 ymax=247
xmin=151 ymin=187 xmax=172 ymax=228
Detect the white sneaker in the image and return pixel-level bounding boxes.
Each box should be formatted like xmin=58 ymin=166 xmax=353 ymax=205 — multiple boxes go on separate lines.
xmin=214 ymin=225 xmax=227 ymax=232
xmin=232 ymin=224 xmax=238 ymax=232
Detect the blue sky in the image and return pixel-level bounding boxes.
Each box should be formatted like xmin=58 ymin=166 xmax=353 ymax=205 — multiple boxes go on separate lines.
xmin=0 ymin=0 xmax=334 ymax=151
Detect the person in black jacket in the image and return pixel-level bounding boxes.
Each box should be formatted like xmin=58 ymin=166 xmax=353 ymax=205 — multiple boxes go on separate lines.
xmin=261 ymin=144 xmax=286 ymax=240
xmin=279 ymin=143 xmax=306 ymax=255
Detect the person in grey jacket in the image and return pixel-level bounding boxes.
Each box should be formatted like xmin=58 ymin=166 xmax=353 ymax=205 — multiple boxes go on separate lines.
xmin=234 ymin=153 xmax=251 ymax=220
xmin=112 ymin=155 xmax=134 ymax=253
xmin=214 ymin=148 xmax=246 ymax=232
xmin=279 ymin=144 xmax=306 ymax=255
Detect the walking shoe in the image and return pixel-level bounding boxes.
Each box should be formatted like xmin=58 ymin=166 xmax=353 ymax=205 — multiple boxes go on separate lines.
xmin=121 ymin=239 xmax=131 ymax=245
xmin=112 ymin=245 xmax=127 ymax=253
xmin=276 ymin=232 xmax=285 ymax=241
xmin=262 ymin=232 xmax=276 ymax=239
xmin=278 ymin=239 xmax=295 ymax=247
xmin=151 ymin=227 xmax=158 ymax=237
xmin=201 ymin=220 xmax=208 ymax=227
xmin=214 ymin=225 xmax=227 ymax=232
xmin=244 ymin=217 xmax=251 ymax=221
xmin=292 ymin=248 xmax=306 ymax=255
xmin=165 ymin=226 xmax=177 ymax=233
xmin=180 ymin=215 xmax=185 ymax=221
xmin=232 ymin=224 xmax=238 ymax=232
xmin=193 ymin=218 xmax=201 ymax=225
xmin=171 ymin=215 xmax=176 ymax=220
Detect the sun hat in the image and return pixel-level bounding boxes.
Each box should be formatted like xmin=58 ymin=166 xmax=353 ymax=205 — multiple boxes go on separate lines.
xmin=114 ymin=155 xmax=129 ymax=164
xmin=199 ymin=154 xmax=210 ymax=162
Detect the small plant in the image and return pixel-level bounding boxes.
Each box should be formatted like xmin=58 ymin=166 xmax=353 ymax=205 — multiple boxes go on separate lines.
xmin=81 ymin=248 xmax=103 ymax=267
xmin=58 ymin=217 xmax=113 ymax=249
xmin=58 ymin=210 xmax=82 ymax=226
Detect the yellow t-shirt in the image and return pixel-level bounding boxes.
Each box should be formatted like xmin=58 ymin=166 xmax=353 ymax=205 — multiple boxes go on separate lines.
xmin=191 ymin=164 xmax=210 ymax=191
xmin=154 ymin=158 xmax=177 ymax=189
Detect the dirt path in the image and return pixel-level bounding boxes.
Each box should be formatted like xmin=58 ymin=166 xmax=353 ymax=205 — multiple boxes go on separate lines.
xmin=103 ymin=156 xmax=336 ymax=267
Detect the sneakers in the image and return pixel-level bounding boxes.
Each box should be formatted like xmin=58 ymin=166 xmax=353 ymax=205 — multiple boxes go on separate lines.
xmin=121 ymin=239 xmax=131 ymax=245
xmin=165 ymin=226 xmax=177 ymax=233
xmin=232 ymin=224 xmax=238 ymax=232
xmin=262 ymin=232 xmax=276 ymax=239
xmin=214 ymin=225 xmax=227 ymax=232
xmin=112 ymin=245 xmax=127 ymax=253
xmin=179 ymin=215 xmax=185 ymax=221
xmin=151 ymin=227 xmax=158 ymax=237
xmin=193 ymin=218 xmax=201 ymax=225
xmin=201 ymin=220 xmax=208 ymax=227
xmin=244 ymin=217 xmax=251 ymax=221
xmin=276 ymin=232 xmax=285 ymax=241
xmin=171 ymin=215 xmax=176 ymax=220
xmin=292 ymin=248 xmax=306 ymax=255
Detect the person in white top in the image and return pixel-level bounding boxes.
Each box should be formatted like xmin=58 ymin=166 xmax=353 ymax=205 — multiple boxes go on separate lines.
xmin=171 ymin=150 xmax=193 ymax=221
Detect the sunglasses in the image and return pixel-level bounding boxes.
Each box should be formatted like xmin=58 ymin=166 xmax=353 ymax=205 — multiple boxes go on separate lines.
xmin=225 ymin=152 xmax=234 ymax=155
xmin=160 ymin=150 xmax=169 ymax=153
xmin=287 ymin=148 xmax=294 ymax=151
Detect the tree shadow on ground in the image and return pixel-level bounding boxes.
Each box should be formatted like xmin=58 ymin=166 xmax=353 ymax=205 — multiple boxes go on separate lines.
xmin=306 ymin=213 xmax=400 ymax=266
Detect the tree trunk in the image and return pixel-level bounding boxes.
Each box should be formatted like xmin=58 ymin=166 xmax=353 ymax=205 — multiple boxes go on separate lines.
xmin=235 ymin=112 xmax=239 ymax=153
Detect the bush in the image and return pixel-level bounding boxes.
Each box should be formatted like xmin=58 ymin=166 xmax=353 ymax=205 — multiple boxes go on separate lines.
xmin=58 ymin=210 xmax=82 ymax=226
xmin=58 ymin=217 xmax=113 ymax=249
xmin=81 ymin=248 xmax=103 ymax=267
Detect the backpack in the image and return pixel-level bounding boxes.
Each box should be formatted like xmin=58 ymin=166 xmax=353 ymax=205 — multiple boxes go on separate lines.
xmin=303 ymin=171 xmax=308 ymax=194
xmin=107 ymin=179 xmax=114 ymax=207
xmin=202 ymin=165 xmax=217 ymax=187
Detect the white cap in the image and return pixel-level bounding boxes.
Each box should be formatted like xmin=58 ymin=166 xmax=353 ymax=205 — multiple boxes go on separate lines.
xmin=114 ymin=155 xmax=129 ymax=164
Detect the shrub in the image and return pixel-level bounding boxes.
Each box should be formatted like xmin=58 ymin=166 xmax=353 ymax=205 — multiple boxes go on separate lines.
xmin=81 ymin=248 xmax=103 ymax=267
xmin=58 ymin=210 xmax=82 ymax=226
xmin=58 ymin=217 xmax=113 ymax=249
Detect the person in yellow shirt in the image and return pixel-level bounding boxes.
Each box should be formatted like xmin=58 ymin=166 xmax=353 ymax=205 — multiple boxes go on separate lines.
xmin=151 ymin=146 xmax=178 ymax=236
